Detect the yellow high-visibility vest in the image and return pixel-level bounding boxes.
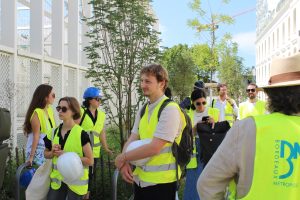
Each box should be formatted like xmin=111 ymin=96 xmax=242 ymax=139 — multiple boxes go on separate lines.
xmin=80 ymin=107 xmax=106 ymax=158
xmin=212 ymin=100 xmax=235 ymax=126
xmin=239 ymin=100 xmax=266 ymax=120
xmin=31 ymin=107 xmax=56 ymax=133
xmin=48 ymin=124 xmax=89 ymax=195
xmin=239 ymin=113 xmax=300 ymax=200
xmin=133 ymin=97 xmax=185 ymax=184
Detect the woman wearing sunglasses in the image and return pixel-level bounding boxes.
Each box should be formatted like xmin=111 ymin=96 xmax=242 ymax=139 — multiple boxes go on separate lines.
xmin=183 ymin=89 xmax=220 ymax=200
xmin=44 ymin=97 xmax=93 ymax=200
xmin=23 ymin=84 xmax=56 ymax=166
xmin=79 ymin=87 xmax=112 ymax=200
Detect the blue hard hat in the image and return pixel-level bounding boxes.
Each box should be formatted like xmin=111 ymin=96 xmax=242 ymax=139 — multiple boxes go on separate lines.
xmin=20 ymin=167 xmax=36 ymax=188
xmin=83 ymin=87 xmax=103 ymax=99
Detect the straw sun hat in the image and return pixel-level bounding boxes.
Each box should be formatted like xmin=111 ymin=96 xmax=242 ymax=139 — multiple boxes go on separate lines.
xmin=262 ymin=53 xmax=300 ymax=88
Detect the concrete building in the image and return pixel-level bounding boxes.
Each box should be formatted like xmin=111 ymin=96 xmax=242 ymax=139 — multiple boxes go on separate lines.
xmin=256 ymin=0 xmax=300 ymax=99
xmin=0 ymin=0 xmax=92 ymax=148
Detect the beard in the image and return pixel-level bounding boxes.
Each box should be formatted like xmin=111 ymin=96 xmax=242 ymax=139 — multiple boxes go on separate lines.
xmin=249 ymin=95 xmax=256 ymax=100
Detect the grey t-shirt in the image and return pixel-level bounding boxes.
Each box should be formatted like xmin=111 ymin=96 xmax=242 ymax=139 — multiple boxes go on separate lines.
xmin=131 ymin=95 xmax=183 ymax=187
xmin=131 ymin=95 xmax=182 ymax=142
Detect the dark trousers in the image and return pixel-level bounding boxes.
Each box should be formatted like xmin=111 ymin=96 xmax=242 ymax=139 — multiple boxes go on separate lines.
xmin=134 ymin=182 xmax=177 ymax=200
xmin=47 ymin=182 xmax=83 ymax=200
xmin=88 ymin=158 xmax=98 ymax=190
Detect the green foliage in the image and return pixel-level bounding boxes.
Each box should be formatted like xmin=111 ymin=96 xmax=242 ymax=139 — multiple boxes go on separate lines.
xmin=217 ymin=36 xmax=248 ymax=102
xmin=160 ymin=45 xmax=197 ymax=101
xmin=188 ymin=0 xmax=235 ymax=82
xmin=0 ymin=148 xmax=26 ymax=200
xmin=190 ymin=44 xmax=211 ymax=82
xmin=84 ymin=0 xmax=161 ymax=148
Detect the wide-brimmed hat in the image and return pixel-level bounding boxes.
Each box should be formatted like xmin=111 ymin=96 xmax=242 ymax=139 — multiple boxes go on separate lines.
xmin=262 ymin=53 xmax=300 ymax=88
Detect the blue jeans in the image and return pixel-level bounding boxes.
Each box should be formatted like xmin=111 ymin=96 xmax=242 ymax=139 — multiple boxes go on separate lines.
xmin=183 ymin=138 xmax=203 ymax=200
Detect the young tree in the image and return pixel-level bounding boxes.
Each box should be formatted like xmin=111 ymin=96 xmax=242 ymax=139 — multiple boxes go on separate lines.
xmin=187 ymin=0 xmax=234 ymax=82
xmin=217 ymin=34 xmax=246 ymax=102
xmin=84 ymin=0 xmax=160 ymax=148
xmin=190 ymin=44 xmax=211 ymax=82
xmin=160 ymin=44 xmax=197 ymax=101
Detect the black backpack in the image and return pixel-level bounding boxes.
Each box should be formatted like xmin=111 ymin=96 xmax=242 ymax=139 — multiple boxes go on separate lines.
xmin=140 ymin=99 xmax=194 ymax=169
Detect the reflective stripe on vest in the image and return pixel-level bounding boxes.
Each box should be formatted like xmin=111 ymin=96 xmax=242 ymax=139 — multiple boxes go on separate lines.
xmin=80 ymin=108 xmax=106 ymax=158
xmin=186 ymin=107 xmax=220 ymax=169
xmin=50 ymin=178 xmax=88 ymax=186
xmin=133 ymin=97 xmax=185 ymax=184
xmin=239 ymin=113 xmax=300 ymax=200
xmin=49 ymin=124 xmax=89 ymax=195
xmin=239 ymin=100 xmax=266 ymax=120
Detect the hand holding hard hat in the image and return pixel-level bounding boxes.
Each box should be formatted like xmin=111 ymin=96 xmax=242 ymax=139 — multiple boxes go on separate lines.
xmin=125 ymin=139 xmax=152 ymax=166
xmin=57 ymin=152 xmax=84 ymax=185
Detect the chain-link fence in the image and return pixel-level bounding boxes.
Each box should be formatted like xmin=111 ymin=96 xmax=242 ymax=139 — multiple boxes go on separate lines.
xmin=0 ymin=52 xmax=12 ymax=110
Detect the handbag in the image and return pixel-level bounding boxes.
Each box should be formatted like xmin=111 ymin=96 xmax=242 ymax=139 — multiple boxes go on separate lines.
xmin=25 ymin=128 xmax=56 ymax=200
xmin=196 ymin=121 xmax=231 ymax=166
xmin=25 ymin=159 xmax=52 ymax=200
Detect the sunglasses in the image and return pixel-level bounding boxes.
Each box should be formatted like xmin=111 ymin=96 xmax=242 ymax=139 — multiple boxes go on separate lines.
xmin=246 ymin=89 xmax=256 ymax=93
xmin=196 ymin=101 xmax=206 ymax=106
xmin=56 ymin=106 xmax=68 ymax=113
xmin=52 ymin=93 xmax=56 ymax=98
xmin=93 ymin=97 xmax=101 ymax=102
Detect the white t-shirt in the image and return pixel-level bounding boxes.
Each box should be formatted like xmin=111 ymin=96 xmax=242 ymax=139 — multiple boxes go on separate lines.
xmin=193 ymin=107 xmax=209 ymax=138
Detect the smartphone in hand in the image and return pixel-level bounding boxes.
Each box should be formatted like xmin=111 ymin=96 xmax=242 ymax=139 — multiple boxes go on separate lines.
xmin=202 ymin=116 xmax=209 ymax=122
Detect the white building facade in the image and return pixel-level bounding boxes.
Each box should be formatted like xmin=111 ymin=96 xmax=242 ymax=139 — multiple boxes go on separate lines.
xmin=0 ymin=0 xmax=92 ymax=148
xmin=256 ymin=0 xmax=300 ymax=99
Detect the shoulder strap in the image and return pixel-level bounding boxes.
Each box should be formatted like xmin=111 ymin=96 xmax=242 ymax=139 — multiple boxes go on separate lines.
xmin=157 ymin=98 xmax=173 ymax=120
xmin=79 ymin=107 xmax=87 ymax=126
xmin=140 ymin=103 xmax=148 ymax=119
xmin=211 ymin=99 xmax=215 ymax=108
xmin=140 ymin=98 xmax=173 ymax=120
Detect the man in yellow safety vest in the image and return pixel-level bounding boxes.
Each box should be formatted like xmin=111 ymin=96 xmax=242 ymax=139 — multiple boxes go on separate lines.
xmin=211 ymin=83 xmax=239 ymax=126
xmin=239 ymin=83 xmax=267 ymax=120
xmin=115 ymin=64 xmax=185 ymax=200
xmin=197 ymin=53 xmax=300 ymax=200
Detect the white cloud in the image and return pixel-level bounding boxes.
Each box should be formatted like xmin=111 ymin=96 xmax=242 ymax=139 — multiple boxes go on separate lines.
xmin=232 ymin=31 xmax=256 ymax=55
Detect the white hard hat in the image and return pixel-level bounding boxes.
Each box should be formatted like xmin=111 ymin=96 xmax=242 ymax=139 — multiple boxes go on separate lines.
xmin=57 ymin=152 xmax=84 ymax=185
xmin=126 ymin=139 xmax=152 ymax=166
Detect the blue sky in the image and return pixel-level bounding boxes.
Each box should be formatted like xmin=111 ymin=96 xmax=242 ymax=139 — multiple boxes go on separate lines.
xmin=152 ymin=0 xmax=256 ymax=68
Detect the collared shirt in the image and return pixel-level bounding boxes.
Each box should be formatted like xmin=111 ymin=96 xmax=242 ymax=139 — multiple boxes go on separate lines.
xmin=212 ymin=98 xmax=239 ymax=121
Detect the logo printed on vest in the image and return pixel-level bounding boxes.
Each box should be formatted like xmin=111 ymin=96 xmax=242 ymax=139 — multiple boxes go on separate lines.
xmin=273 ymin=140 xmax=300 ymax=188
xmin=279 ymin=140 xmax=300 ymax=179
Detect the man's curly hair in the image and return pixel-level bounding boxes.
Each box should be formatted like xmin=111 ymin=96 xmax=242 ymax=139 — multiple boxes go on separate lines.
xmin=264 ymin=86 xmax=300 ymax=115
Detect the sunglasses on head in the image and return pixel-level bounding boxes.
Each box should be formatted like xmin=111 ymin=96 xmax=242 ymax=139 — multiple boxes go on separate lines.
xmin=56 ymin=106 xmax=68 ymax=113
xmin=196 ymin=101 xmax=206 ymax=106
xmin=246 ymin=89 xmax=256 ymax=93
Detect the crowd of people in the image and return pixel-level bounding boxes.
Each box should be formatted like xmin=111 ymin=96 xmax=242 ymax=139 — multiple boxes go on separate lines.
xmin=22 ymin=53 xmax=300 ymax=200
